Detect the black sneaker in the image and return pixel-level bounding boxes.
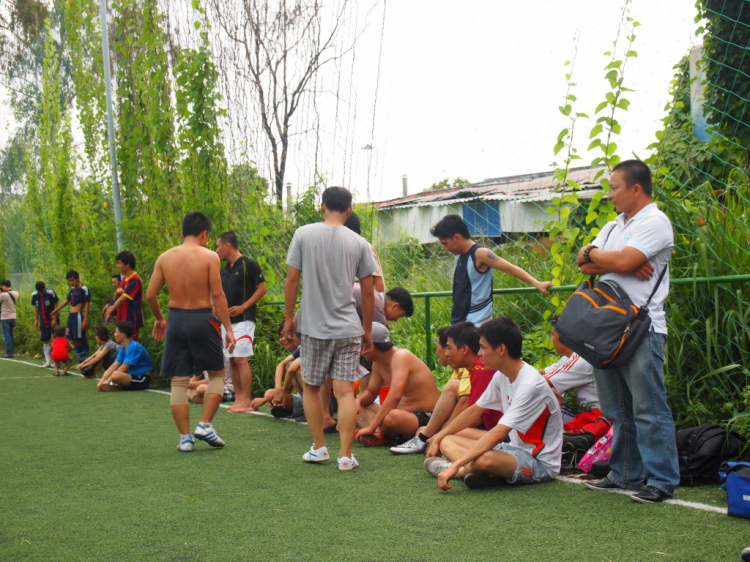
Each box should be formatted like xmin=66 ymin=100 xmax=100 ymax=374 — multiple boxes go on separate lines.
xmin=464 ymin=473 xmax=502 ymax=489
xmin=631 ymin=486 xmax=670 ymax=504
xmin=584 ymin=477 xmax=623 ymax=491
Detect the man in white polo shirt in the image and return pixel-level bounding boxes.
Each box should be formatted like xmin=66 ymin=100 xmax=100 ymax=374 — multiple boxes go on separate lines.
xmin=576 ymin=159 xmax=679 ymax=504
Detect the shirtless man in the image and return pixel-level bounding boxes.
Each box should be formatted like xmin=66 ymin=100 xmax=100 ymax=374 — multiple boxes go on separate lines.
xmin=146 ymin=212 xmax=236 ymax=452
xmin=355 ymin=323 xmax=440 ymax=446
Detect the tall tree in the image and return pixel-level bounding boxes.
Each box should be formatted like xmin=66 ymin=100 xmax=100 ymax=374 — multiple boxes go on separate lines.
xmin=207 ymin=0 xmax=352 ymax=206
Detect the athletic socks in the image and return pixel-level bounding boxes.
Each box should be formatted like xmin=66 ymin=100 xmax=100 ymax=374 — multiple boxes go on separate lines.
xmin=417 ymin=433 xmax=429 ymax=443
xmin=197 ymin=422 xmax=212 ymax=429
xmin=181 ymin=433 xmax=193 ymax=440
xmin=43 ymin=343 xmax=52 ymax=364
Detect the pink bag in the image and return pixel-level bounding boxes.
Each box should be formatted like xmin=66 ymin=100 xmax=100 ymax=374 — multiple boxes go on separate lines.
xmin=577 ymin=427 xmax=614 ymax=473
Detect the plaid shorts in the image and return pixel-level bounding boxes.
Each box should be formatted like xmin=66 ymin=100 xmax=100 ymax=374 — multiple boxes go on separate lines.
xmin=300 ymin=335 xmax=363 ymax=386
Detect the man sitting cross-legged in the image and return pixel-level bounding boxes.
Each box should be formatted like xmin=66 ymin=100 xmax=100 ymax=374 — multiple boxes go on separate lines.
xmin=391 ymin=322 xmax=499 ymax=455
xmin=97 ymin=321 xmax=154 ymax=392
xmin=355 ymin=322 xmax=440 ymax=446
xmin=425 ymin=317 xmax=562 ymax=490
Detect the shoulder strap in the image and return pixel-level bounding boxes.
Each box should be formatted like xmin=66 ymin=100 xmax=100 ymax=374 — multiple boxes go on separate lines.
xmin=3 ymin=291 xmax=16 ymax=305
xmin=643 ymin=265 xmax=668 ymax=309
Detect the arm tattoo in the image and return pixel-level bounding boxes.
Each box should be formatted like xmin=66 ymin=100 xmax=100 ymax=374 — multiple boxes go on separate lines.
xmin=486 ymin=250 xmax=502 ymax=262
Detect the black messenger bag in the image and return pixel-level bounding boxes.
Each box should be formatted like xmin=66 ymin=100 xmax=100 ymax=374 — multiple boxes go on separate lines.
xmin=555 ymin=267 xmax=667 ymax=370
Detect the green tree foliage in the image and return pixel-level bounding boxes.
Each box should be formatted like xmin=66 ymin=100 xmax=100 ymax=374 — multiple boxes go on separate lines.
xmin=425 ymin=177 xmax=470 ymax=191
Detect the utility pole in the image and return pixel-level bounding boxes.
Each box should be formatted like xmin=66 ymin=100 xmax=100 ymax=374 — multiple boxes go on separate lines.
xmin=100 ymin=0 xmax=124 ymax=250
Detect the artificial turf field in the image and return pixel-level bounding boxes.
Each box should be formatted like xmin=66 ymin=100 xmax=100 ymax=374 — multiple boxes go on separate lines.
xmin=0 ymin=358 xmax=748 ymax=562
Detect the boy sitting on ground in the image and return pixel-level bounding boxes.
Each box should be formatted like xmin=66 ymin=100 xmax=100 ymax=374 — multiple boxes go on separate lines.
xmin=50 ymin=325 xmax=74 ymax=376
xmin=391 ymin=322 xmax=499 ymax=454
xmin=97 ymin=321 xmax=153 ymax=392
xmin=76 ymin=326 xmax=119 ymax=380
xmin=425 ymin=317 xmax=562 ymax=490
xmin=355 ymin=323 xmax=440 ymax=446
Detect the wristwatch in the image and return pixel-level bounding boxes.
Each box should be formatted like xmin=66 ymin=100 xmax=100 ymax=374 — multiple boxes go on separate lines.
xmin=583 ymin=245 xmax=598 ymax=263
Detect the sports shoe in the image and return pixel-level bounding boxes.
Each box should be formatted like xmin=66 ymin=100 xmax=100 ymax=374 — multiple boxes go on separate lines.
xmin=338 ymin=455 xmax=359 ymax=471
xmin=584 ymin=477 xmax=623 ymax=491
xmin=464 ymin=472 xmax=502 ymax=489
xmin=355 ymin=430 xmax=392 ymax=447
xmin=424 ymin=456 xmax=454 ymax=478
xmin=303 ymin=445 xmax=330 ymax=463
xmin=631 ymin=486 xmax=670 ymax=504
xmin=40 ymin=362 xmax=52 ymax=369
xmin=194 ymin=423 xmax=226 ymax=448
xmin=177 ymin=436 xmax=195 ymax=452
xmin=741 ymin=546 xmax=750 ymax=562
xmin=390 ymin=435 xmax=428 ymax=455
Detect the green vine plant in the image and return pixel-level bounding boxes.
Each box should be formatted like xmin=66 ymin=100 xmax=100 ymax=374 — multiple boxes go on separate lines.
xmin=546 ymin=0 xmax=638 ymax=317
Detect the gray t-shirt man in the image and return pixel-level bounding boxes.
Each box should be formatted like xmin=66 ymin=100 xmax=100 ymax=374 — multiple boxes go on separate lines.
xmin=352 ymin=284 xmax=386 ymax=326
xmin=286 ymin=223 xmax=378 ymax=340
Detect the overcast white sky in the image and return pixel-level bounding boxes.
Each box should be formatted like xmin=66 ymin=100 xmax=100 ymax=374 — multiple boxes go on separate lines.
xmin=0 ymin=1 xmax=700 ymax=204
xmin=279 ymin=0 xmax=701 ymax=204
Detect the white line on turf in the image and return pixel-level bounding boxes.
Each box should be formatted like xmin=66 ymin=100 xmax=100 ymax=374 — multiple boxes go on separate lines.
xmin=555 ymin=475 xmax=727 ymax=514
xmin=0 ymin=357 xmax=305 ymax=424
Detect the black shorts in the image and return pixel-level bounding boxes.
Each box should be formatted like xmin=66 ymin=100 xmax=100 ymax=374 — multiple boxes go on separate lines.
xmin=161 ymin=308 xmax=225 ymax=377
xmin=124 ymin=374 xmax=151 ymax=391
xmin=40 ymin=327 xmax=53 ymax=342
xmin=413 ymin=411 xmax=432 ymax=427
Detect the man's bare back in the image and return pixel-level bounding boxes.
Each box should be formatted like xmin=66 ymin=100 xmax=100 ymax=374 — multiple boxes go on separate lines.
xmin=374 ymin=348 xmax=440 ymax=413
xmin=154 ymin=244 xmax=219 ymax=310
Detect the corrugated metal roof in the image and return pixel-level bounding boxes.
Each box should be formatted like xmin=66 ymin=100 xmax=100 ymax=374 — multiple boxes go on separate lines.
xmin=375 ymin=165 xmax=607 ymax=210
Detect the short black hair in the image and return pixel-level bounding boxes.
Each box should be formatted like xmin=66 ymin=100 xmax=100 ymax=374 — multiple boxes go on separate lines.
xmin=374 ymin=341 xmax=394 ymax=352
xmin=115 ymin=321 xmax=134 ymax=339
xmin=344 ymin=213 xmax=361 ymax=235
xmin=54 ymin=325 xmax=67 ymax=338
xmin=95 ymin=326 xmax=110 ymax=341
xmin=386 ymin=287 xmax=414 ymax=317
xmin=218 ymin=231 xmax=239 ymax=249
xmin=1 ymin=279 xmax=10 ymax=288
xmin=112 ymin=273 xmax=120 ymax=280
xmin=445 ymin=322 xmax=480 ymax=354
xmin=612 ymin=159 xmax=652 ymax=197
xmin=182 ymin=212 xmax=212 ymax=237
xmin=478 ymin=317 xmax=523 ymax=360
xmin=430 ymin=214 xmax=471 ymax=240
xmin=321 ymin=186 xmax=352 ymax=213
xmin=66 ymin=270 xmax=79 ymax=280
xmin=116 ymin=251 xmax=136 ymax=269
xmin=436 ymin=326 xmax=450 ymax=348
xmin=35 ymin=281 xmax=46 ymax=292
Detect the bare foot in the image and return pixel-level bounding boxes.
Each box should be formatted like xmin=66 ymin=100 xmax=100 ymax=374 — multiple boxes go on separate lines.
xmin=227 ymin=401 xmax=254 ymax=413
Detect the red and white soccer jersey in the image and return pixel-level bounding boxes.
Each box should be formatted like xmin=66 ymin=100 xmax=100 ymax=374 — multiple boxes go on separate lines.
xmin=543 ymin=353 xmax=598 ymax=408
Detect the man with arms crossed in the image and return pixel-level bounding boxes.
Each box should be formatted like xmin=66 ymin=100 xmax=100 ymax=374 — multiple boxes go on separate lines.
xmin=147 ymin=212 xmax=236 ymax=452
xmin=31 ymin=281 xmax=59 ymax=368
xmin=577 ymin=159 xmax=679 ymax=504
xmin=215 ymin=231 xmax=267 ymax=413
xmin=283 ymin=186 xmax=377 ymax=471
xmin=355 ymin=322 xmax=440 ymax=446
xmin=430 ymin=215 xmax=552 ymax=326
xmin=426 ymin=317 xmax=562 ymax=490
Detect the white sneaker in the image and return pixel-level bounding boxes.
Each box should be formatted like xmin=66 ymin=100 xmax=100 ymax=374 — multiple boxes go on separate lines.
xmin=302 ymin=445 xmax=329 ymax=463
xmin=390 ymin=435 xmax=428 ymax=455
xmin=40 ymin=363 xmax=52 ymax=369
xmin=194 ymin=423 xmax=225 ymax=448
xmin=338 ymin=455 xmax=359 ymax=471
xmin=424 ymin=456 xmax=454 ymax=477
xmin=177 ymin=436 xmax=195 ymax=452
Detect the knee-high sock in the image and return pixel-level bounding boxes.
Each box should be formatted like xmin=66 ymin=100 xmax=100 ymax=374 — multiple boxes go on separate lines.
xmin=43 ymin=343 xmax=52 ymax=364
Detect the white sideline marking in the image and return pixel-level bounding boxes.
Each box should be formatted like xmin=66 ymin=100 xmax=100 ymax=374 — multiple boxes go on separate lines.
xmin=0 ymin=357 xmax=307 ymax=425
xmin=555 ymin=475 xmax=727 ymax=514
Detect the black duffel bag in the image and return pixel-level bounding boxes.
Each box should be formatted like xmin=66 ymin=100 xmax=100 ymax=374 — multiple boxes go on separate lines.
xmin=555 ymin=267 xmax=666 ymax=370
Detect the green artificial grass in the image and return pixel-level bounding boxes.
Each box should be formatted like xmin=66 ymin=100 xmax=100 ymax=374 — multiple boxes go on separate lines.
xmin=0 ymin=358 xmax=747 ymax=562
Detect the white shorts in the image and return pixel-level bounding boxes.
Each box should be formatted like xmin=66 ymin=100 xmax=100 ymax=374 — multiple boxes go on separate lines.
xmin=222 ymin=320 xmax=255 ymax=358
